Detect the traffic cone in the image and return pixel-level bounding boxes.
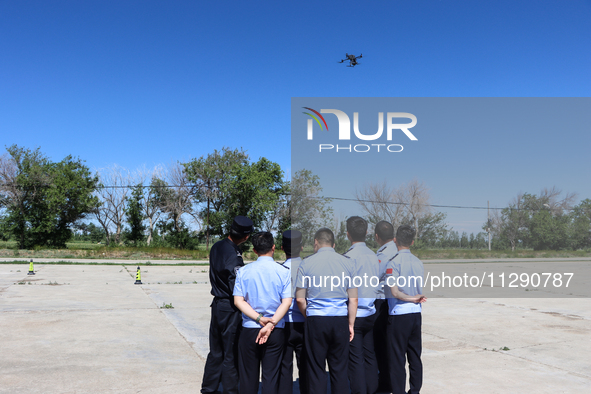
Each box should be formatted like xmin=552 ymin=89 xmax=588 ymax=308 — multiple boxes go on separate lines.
xmin=134 ymin=266 xmax=142 ymax=285
xmin=28 ymin=259 xmax=35 ymax=275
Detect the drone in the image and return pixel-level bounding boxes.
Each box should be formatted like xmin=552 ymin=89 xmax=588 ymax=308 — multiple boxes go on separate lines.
xmin=339 ymin=53 xmax=362 ymax=67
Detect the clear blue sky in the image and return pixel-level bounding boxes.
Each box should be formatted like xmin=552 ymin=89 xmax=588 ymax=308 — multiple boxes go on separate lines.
xmin=1 ymin=1 xmax=590 ymax=233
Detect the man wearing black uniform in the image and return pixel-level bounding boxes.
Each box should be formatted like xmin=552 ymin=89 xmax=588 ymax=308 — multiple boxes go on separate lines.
xmin=201 ymin=215 xmax=254 ymax=394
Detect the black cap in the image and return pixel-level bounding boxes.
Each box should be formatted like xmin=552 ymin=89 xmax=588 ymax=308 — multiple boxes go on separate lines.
xmin=231 ymin=215 xmax=253 ymax=236
xmin=282 ymin=230 xmax=302 ymax=254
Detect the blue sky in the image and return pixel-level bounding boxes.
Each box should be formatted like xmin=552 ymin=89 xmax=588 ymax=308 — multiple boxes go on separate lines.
xmin=1 ymin=1 xmax=590 ymax=233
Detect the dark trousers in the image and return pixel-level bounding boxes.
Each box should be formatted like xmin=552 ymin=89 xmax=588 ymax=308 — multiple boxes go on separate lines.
xmin=279 ymin=322 xmax=308 ymax=394
xmin=238 ymin=327 xmax=286 ymax=394
xmin=373 ymin=299 xmax=390 ymax=392
xmin=387 ymin=313 xmax=422 ymax=394
xmin=305 ymin=316 xmax=350 ymax=394
xmin=349 ymin=313 xmax=378 ymax=394
xmin=201 ymin=298 xmax=242 ymax=394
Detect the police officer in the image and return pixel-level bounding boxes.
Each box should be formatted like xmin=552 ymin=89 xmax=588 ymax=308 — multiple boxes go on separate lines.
xmin=344 ymin=216 xmax=380 ymax=394
xmin=373 ymin=220 xmax=398 ymax=392
xmin=201 ymin=215 xmax=253 ymax=394
xmin=279 ymin=230 xmax=308 ymax=394
xmin=233 ymin=231 xmax=292 ymax=394
xmin=295 ymin=228 xmax=358 ymax=394
xmin=384 ymin=225 xmax=426 ymax=394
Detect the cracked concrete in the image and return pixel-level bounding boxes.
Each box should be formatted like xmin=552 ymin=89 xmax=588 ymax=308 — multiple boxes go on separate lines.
xmin=0 ymin=262 xmax=590 ymax=393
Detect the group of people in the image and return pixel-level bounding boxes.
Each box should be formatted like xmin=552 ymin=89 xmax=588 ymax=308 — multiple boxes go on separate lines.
xmin=201 ymin=215 xmax=426 ymax=394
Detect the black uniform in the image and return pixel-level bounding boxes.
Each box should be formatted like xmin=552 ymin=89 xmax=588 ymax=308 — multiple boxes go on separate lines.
xmin=201 ymin=237 xmax=245 ymax=394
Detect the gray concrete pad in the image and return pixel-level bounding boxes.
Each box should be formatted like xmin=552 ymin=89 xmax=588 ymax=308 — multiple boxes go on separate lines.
xmin=1 ymin=262 xmax=590 ymax=393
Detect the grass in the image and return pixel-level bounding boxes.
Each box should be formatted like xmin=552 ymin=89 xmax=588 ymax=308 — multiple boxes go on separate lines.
xmin=1 ymin=239 xmax=589 ymax=262
xmin=0 ymin=241 xmax=287 ymax=262
xmin=160 ymin=302 xmax=174 ymax=309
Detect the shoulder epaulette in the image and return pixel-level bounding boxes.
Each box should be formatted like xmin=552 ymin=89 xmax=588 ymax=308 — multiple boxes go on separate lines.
xmin=275 ymin=261 xmax=289 ymax=269
xmin=377 ymin=245 xmax=387 ymax=253
xmin=341 ymin=253 xmax=351 ymax=258
xmin=302 ymin=252 xmax=317 ymax=260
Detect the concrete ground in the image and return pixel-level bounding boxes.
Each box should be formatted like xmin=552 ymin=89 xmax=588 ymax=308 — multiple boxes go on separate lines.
xmin=0 ymin=261 xmax=590 ymax=393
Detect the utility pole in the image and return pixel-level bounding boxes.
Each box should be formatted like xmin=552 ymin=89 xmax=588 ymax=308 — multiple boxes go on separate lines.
xmin=487 ymin=200 xmax=491 ymax=251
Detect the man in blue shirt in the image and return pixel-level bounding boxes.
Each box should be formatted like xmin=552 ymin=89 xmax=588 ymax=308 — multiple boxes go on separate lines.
xmin=385 ymin=225 xmax=426 ymax=394
xmin=295 ymin=228 xmax=358 ymax=394
xmin=343 ymin=216 xmax=380 ymax=394
xmin=279 ymin=230 xmax=308 ymax=394
xmin=373 ymin=220 xmax=398 ymax=393
xmin=233 ymin=231 xmax=292 ymax=394
xmin=202 ymin=215 xmax=253 ymax=394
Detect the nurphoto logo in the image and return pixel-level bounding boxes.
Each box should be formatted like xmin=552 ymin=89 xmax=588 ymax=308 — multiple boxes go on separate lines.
xmin=303 ymin=107 xmax=418 ymax=153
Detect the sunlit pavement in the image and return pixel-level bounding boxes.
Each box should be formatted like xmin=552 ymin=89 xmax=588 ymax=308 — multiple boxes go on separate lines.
xmin=1 ymin=263 xmax=589 ymax=393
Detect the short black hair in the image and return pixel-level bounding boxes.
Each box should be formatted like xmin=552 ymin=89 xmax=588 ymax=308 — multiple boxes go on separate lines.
xmin=395 ymin=224 xmax=416 ymax=247
xmin=346 ymin=216 xmax=367 ymax=242
xmin=374 ymin=221 xmax=394 ymax=241
xmin=314 ymin=228 xmax=335 ymax=246
xmin=251 ymin=231 xmax=275 ymax=254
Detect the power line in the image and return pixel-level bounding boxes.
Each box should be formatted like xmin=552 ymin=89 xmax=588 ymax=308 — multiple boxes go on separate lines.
xmin=0 ymin=183 xmax=576 ymax=212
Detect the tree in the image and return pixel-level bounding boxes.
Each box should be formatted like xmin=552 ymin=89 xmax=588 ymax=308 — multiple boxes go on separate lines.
xmin=183 ymin=147 xmax=249 ymax=249
xmin=460 ymin=232 xmax=469 ymax=249
xmin=568 ymin=199 xmax=591 ymax=250
xmin=355 ymin=181 xmax=406 ymax=229
xmin=144 ymin=175 xmax=163 ymax=246
xmin=151 ymin=163 xmax=195 ymax=239
xmin=415 ymin=212 xmax=448 ymax=247
xmin=124 ymin=184 xmax=146 ymax=245
xmin=93 ymin=165 xmax=131 ymax=245
xmin=0 ymin=145 xmax=98 ymax=248
xmin=183 ymin=148 xmax=287 ymax=241
xmin=490 ymin=187 xmax=576 ymax=250
xmin=355 ymin=179 xmax=441 ymax=242
xmin=288 ymin=169 xmax=333 ymax=247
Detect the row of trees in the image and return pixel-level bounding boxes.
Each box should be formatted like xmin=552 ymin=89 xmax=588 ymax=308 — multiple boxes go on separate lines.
xmin=488 ymin=188 xmax=591 ymax=250
xmin=88 ymin=148 xmax=288 ymax=249
xmin=0 ymin=145 xmax=289 ymax=249
xmin=2 ymin=145 xmax=589 ymax=251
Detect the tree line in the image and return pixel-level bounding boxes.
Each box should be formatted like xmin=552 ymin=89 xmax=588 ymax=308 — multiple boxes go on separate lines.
xmin=488 ymin=187 xmax=591 ymax=251
xmin=1 ymin=145 xmax=589 ymax=251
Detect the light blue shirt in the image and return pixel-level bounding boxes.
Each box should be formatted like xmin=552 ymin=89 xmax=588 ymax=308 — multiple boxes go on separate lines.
xmin=295 ymin=247 xmax=357 ymax=317
xmin=233 ymin=256 xmax=292 ymax=328
xmin=385 ymin=249 xmax=424 ymax=315
xmin=376 ymin=241 xmax=398 ymax=299
xmin=343 ymin=242 xmax=380 ymax=317
xmin=284 ymin=257 xmax=305 ymax=323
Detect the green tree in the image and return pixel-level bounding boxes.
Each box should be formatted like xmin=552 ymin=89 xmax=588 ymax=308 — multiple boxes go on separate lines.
xmin=183 ymin=147 xmax=249 ymax=248
xmin=183 ymin=148 xmax=287 ymax=240
xmin=0 ymin=145 xmax=98 ymax=248
xmin=414 ymin=212 xmax=447 ymax=248
xmin=124 ymin=184 xmax=146 ymax=245
xmin=568 ymin=199 xmax=591 ymax=250
xmin=460 ymin=232 xmax=469 ymax=248
xmin=289 ymin=169 xmax=333 ymax=247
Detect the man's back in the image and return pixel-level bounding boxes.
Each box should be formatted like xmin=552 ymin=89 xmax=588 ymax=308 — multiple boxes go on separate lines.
xmin=209 ymin=238 xmax=244 ymax=298
xmin=296 ymin=246 xmax=357 ymax=316
xmin=386 ymin=249 xmax=424 ymax=315
xmin=343 ymin=242 xmax=380 ymax=316
xmin=234 ymin=256 xmax=291 ymax=327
